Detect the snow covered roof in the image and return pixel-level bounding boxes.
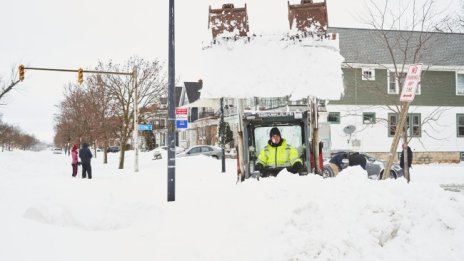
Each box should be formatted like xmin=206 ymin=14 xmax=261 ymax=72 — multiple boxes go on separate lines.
xmin=330 ymin=27 xmax=464 ymax=66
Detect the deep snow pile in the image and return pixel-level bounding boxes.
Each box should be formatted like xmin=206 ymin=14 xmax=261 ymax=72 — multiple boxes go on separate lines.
xmin=0 ymin=150 xmax=463 ymax=261
xmin=198 ymin=0 xmax=345 ymax=100
xmin=200 ymin=36 xmax=344 ymax=100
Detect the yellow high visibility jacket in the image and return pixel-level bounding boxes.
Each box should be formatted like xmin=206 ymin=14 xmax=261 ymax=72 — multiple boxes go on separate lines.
xmin=257 ymin=139 xmax=302 ymax=168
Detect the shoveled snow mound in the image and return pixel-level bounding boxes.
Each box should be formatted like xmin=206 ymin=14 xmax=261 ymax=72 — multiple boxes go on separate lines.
xmin=1 ymin=151 xmax=464 ymax=261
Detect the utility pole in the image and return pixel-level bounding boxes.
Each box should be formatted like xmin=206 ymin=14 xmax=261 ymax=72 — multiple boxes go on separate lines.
xmin=133 ymin=68 xmax=139 ymax=172
xmin=311 ymin=98 xmax=321 ymax=174
xmin=220 ymin=97 xmax=226 ymax=173
xmin=167 ymin=0 xmax=176 ymax=201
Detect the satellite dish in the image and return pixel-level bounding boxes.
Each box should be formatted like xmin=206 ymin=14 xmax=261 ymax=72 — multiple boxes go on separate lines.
xmin=343 ymin=125 xmax=356 ymax=135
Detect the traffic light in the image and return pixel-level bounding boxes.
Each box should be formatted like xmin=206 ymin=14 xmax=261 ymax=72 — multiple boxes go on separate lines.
xmin=77 ymin=68 xmax=84 ymax=84
xmin=18 ymin=65 xmax=25 ymax=81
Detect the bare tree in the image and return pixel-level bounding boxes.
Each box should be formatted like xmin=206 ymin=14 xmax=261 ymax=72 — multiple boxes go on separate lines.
xmin=357 ymin=0 xmax=457 ymax=179
xmin=437 ymin=0 xmax=464 ymax=32
xmin=0 ymin=66 xmax=21 ymax=103
xmin=97 ymin=57 xmax=167 ymax=169
xmin=85 ymin=74 xmax=120 ymax=163
xmin=54 ymin=84 xmax=93 ymax=147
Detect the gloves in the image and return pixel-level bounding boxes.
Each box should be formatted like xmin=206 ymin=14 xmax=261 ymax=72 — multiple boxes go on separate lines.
xmin=255 ymin=163 xmax=264 ymax=172
xmin=287 ymin=162 xmax=303 ymax=174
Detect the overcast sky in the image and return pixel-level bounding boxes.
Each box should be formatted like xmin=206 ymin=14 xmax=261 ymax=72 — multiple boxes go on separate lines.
xmin=0 ymin=0 xmax=459 ymax=143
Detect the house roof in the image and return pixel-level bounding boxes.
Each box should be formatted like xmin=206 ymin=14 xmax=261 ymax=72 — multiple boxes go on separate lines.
xmin=175 ymin=86 xmax=183 ymax=107
xmin=184 ymin=81 xmax=202 ymax=103
xmin=329 ymin=27 xmax=464 ymax=66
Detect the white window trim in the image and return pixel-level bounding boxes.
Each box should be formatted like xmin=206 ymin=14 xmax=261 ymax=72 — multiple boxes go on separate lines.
xmin=457 ymin=72 xmax=464 ymax=96
xmin=362 ymin=68 xmax=375 ymax=81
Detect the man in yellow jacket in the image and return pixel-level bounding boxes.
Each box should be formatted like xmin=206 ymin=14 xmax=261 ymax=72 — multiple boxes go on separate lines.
xmin=255 ymin=127 xmax=303 ymax=177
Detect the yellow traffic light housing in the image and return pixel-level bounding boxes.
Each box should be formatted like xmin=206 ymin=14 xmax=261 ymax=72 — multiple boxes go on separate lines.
xmin=77 ymin=68 xmax=84 ymax=84
xmin=19 ymin=65 xmax=25 ymax=81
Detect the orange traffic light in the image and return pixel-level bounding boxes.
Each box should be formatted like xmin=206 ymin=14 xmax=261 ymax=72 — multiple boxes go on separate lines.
xmin=77 ymin=68 xmax=84 ymax=84
xmin=19 ymin=65 xmax=25 ymax=81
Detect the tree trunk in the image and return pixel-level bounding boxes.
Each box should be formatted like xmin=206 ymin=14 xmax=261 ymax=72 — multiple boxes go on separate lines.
xmin=103 ymin=139 xmax=108 ymax=164
xmin=118 ymin=138 xmax=127 ymax=169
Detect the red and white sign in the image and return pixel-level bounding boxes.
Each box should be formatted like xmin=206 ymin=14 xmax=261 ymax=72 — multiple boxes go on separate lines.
xmin=175 ymin=108 xmax=188 ymax=129
xmin=175 ymin=108 xmax=188 ymax=118
xmin=400 ymin=64 xmax=423 ymax=102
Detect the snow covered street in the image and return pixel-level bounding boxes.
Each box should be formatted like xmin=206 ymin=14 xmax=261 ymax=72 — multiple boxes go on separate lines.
xmin=1 ymin=150 xmax=464 ymax=260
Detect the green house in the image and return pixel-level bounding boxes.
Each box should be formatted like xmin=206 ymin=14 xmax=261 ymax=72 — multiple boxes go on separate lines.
xmin=326 ymin=27 xmax=464 ymax=163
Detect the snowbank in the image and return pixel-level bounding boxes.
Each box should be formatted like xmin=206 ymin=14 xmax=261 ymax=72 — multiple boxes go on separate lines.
xmin=1 ymin=150 xmax=464 ymax=260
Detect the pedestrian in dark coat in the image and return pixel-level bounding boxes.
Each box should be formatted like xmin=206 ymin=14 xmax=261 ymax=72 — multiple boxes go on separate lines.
xmin=348 ymin=152 xmax=367 ymax=170
xmin=400 ymin=144 xmax=413 ymax=169
xmin=71 ymin=144 xmax=79 ymax=177
xmin=79 ymin=143 xmax=93 ymax=179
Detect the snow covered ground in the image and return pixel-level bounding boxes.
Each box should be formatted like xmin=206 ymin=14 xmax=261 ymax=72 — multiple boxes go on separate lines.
xmin=1 ymin=150 xmax=463 ymax=261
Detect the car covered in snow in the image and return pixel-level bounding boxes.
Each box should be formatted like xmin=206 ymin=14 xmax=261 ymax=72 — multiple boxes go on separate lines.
xmin=152 ymin=146 xmax=185 ymax=160
xmin=323 ymin=150 xmax=404 ymax=180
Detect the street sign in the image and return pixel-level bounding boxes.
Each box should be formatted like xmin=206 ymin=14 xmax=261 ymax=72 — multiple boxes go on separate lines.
xmin=138 ymin=124 xmax=153 ymax=131
xmin=175 ymin=108 xmax=188 ymax=118
xmin=176 ymin=120 xmax=188 ymax=129
xmin=176 ymin=108 xmax=188 ymax=129
xmin=400 ymin=64 xmax=423 ymax=102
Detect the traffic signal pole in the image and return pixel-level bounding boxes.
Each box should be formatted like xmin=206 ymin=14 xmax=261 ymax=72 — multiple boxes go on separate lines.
xmin=19 ymin=65 xmax=140 ymax=172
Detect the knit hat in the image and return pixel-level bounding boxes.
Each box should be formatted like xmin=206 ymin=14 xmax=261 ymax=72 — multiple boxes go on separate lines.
xmin=269 ymin=127 xmax=281 ymax=138
xmin=72 ymin=144 xmax=78 ymax=151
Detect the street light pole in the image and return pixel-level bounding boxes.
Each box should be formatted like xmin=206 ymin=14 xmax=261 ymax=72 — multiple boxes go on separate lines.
xmin=133 ymin=68 xmax=139 ymax=172
xmin=167 ymin=0 xmax=176 ymax=202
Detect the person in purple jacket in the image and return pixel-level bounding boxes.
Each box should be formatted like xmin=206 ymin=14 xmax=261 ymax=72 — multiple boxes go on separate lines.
xmin=71 ymin=144 xmax=79 ymax=177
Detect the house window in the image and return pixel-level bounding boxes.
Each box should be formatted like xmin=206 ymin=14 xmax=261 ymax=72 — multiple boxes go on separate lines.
xmin=388 ymin=113 xmax=421 ymax=137
xmin=327 ymin=112 xmax=340 ymax=124
xmin=460 ymin=152 xmax=464 ymax=161
xmin=389 ymin=114 xmax=398 ymax=136
xmin=363 ymin=112 xmax=376 ymax=124
xmin=458 ymin=114 xmax=464 ymax=137
xmin=388 ymin=71 xmax=406 ymax=94
xmin=362 ymin=68 xmax=375 ymax=81
xmin=390 ymin=71 xmax=421 ymax=95
xmin=457 ymin=73 xmax=464 ymax=96
xmin=409 ymin=114 xmax=421 ymax=137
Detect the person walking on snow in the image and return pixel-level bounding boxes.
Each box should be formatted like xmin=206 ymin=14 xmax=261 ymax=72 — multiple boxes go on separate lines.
xmin=79 ymin=143 xmax=93 ymax=179
xmin=71 ymin=144 xmax=79 ymax=177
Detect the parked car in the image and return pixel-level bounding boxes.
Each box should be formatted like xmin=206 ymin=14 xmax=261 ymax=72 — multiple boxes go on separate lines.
xmin=107 ymin=146 xmax=120 ymax=153
xmin=323 ymin=150 xmax=404 ymax=180
xmin=177 ymin=145 xmax=223 ymax=159
xmin=52 ymin=147 xmax=63 ymax=154
xmin=153 ymin=146 xmax=185 ymax=160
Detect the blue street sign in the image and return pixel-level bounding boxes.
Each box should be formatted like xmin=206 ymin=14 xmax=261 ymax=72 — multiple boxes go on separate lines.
xmin=138 ymin=124 xmax=153 ymax=131
xmin=176 ymin=120 xmax=188 ymax=129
